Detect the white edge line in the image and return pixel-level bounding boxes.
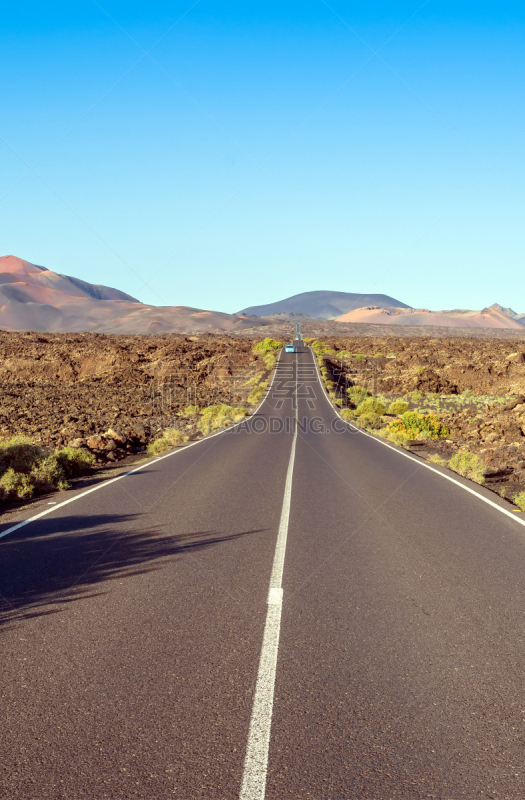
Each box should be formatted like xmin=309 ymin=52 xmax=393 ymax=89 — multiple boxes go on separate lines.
xmin=311 ymin=348 xmax=525 ymax=531
xmin=239 ymin=348 xmax=299 ymax=800
xmin=0 ymin=348 xmax=285 ymax=542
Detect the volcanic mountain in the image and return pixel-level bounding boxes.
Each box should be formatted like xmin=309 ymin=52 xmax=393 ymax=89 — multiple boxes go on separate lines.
xmin=238 ymin=290 xmax=411 ymax=319
xmin=0 ymin=256 xmax=265 ymax=334
xmin=336 ymin=305 xmax=525 ymax=330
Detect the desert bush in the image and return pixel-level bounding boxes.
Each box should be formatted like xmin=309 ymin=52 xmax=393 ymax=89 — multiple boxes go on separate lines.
xmin=386 ymin=412 xmax=449 ymax=441
xmin=197 ymin=405 xmax=247 ymax=434
xmin=512 ymin=491 xmax=525 ymax=510
xmin=311 ymin=340 xmax=329 ymax=355
xmin=358 ymin=413 xmax=382 ymax=429
xmin=180 ymin=404 xmax=199 ymax=415
xmin=263 ymin=352 xmax=278 ymax=370
xmin=386 ymin=352 xmax=397 ymax=358
xmin=55 ymin=446 xmax=95 ymax=477
xmin=428 ymin=454 xmax=447 ymax=466
xmin=355 ymin=397 xmax=387 ymax=417
xmin=339 ymin=408 xmax=356 ymax=421
xmin=449 ymin=451 xmax=485 ymax=484
xmin=252 ymin=338 xmax=283 ymax=356
xmin=388 ymin=400 xmax=409 ymax=415
xmin=0 ymin=468 xmax=34 ymax=501
xmin=0 ymin=435 xmax=43 ymax=474
xmin=374 ymin=352 xmax=385 ymax=358
xmin=147 ymin=428 xmax=189 ymax=455
xmin=347 ymin=385 xmax=371 ymax=403
xmin=31 ymin=447 xmax=94 ymax=492
xmin=355 ymin=354 xmax=365 ymax=360
xmin=30 ymin=454 xmax=68 ymax=492
xmin=248 ymin=381 xmax=268 ymax=404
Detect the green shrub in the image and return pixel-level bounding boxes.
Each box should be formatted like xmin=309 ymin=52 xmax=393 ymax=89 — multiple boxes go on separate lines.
xmin=374 ymin=352 xmax=385 ymax=358
xmin=355 ymin=354 xmax=365 ymax=360
xmin=428 ymin=454 xmax=447 ymax=466
xmin=358 ymin=412 xmax=382 ymax=429
xmin=252 ymin=337 xmax=283 ymax=356
xmin=30 ymin=455 xmax=68 ymax=493
xmin=147 ymin=428 xmax=189 ymax=455
xmin=0 ymin=435 xmax=43 ymax=474
xmin=417 ymin=366 xmax=425 ymax=374
xmin=0 ymin=438 xmax=95 ymax=503
xmin=386 ymin=412 xmax=449 ymax=441
xmin=263 ymin=352 xmax=278 ymax=370
xmin=513 ymin=491 xmax=525 ymax=510
xmin=388 ymin=400 xmax=409 ymax=415
xmin=355 ymin=397 xmax=387 ymax=417
xmin=386 ymin=352 xmax=397 ymax=358
xmin=55 ymin=446 xmax=95 ymax=477
xmin=311 ymin=340 xmax=329 ymax=354
xmin=339 ymin=408 xmax=356 ymax=421
xmin=180 ymin=404 xmax=199 ymax=415
xmin=197 ymin=405 xmax=247 ymax=434
xmin=0 ymin=468 xmax=34 ymax=501
xmin=248 ymin=381 xmax=268 ymax=404
xmin=449 ymin=451 xmax=485 ymax=484
xmin=347 ymin=385 xmax=371 ymax=403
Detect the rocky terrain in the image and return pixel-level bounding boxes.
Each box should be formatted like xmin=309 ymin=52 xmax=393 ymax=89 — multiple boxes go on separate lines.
xmin=0 ymin=331 xmax=272 ymax=467
xmin=318 ymin=334 xmax=525 ymax=502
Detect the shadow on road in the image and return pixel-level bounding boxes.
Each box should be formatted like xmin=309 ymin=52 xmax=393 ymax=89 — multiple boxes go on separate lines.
xmin=0 ymin=513 xmax=263 ymax=630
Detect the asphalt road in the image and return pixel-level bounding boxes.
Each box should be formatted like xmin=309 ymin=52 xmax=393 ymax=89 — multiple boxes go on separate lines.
xmin=3 ymin=342 xmax=525 ymax=798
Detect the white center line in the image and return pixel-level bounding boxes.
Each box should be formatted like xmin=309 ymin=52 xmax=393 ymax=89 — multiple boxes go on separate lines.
xmin=240 ymin=349 xmax=299 ymax=800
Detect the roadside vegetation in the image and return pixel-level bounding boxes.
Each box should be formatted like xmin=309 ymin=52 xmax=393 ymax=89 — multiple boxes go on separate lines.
xmin=0 ymin=435 xmax=95 ymax=503
xmin=252 ymin=337 xmax=283 ymax=370
xmin=147 ymin=428 xmax=189 ymax=455
xmin=197 ymin=404 xmax=248 ymax=434
xmin=448 ymin=451 xmax=485 ymax=484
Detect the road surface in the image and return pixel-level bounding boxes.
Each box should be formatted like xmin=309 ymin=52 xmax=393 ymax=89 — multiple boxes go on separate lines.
xmin=2 ymin=341 xmax=525 ymax=798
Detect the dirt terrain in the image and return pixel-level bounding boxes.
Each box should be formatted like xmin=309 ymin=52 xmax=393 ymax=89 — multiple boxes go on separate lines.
xmin=318 ymin=334 xmax=525 ymax=503
xmin=0 ymin=332 xmax=272 ymax=465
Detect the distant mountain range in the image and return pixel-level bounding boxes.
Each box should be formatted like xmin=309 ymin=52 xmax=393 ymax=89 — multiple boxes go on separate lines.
xmin=0 ymin=256 xmax=266 ymax=334
xmin=238 ymin=290 xmax=411 ymax=319
xmin=335 ymin=304 xmax=525 ymax=330
xmin=1 ymin=256 xmax=524 ymax=334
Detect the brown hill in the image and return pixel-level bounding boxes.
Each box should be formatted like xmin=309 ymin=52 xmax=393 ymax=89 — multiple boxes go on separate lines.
xmin=0 ymin=256 xmax=267 ymax=334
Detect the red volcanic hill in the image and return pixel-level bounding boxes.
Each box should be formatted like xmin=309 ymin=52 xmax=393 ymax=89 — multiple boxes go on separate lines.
xmin=336 ymin=305 xmax=525 ymax=330
xmin=0 ymin=256 xmax=265 ymax=334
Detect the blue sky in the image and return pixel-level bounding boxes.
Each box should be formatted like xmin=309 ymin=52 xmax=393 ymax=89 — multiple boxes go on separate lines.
xmin=2 ymin=1 xmax=524 ymax=313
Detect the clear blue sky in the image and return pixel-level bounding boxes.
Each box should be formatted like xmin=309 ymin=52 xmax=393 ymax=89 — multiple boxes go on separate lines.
xmin=2 ymin=1 xmax=524 ymax=313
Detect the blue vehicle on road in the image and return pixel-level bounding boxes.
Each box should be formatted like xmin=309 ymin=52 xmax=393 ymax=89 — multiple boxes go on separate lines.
xmin=284 ymin=344 xmax=295 ymax=353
